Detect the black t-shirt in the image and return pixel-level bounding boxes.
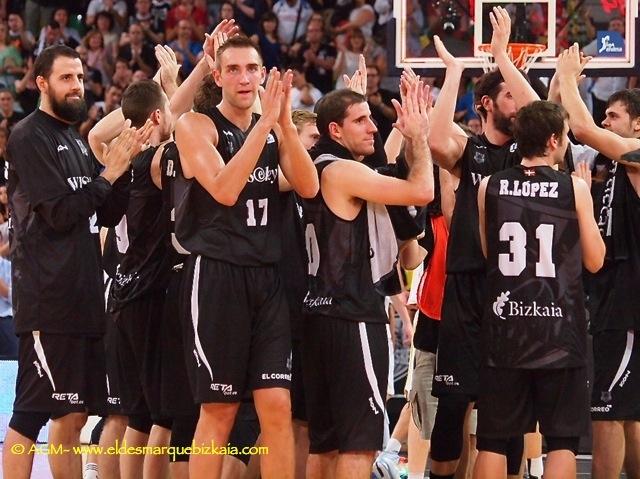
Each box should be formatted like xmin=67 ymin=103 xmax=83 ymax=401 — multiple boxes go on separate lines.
xmin=296 ymin=42 xmax=337 ymax=94
xmin=587 ymin=160 xmax=640 ymax=332
xmin=484 ymin=165 xmax=586 ymax=369
xmin=117 ymin=43 xmax=159 ymax=73
xmin=302 ymin=143 xmax=386 ymax=323
xmin=447 ymin=134 xmax=521 ymax=274
xmin=175 ymin=107 xmax=282 ymax=266
xmin=8 ymin=109 xmax=129 ymax=335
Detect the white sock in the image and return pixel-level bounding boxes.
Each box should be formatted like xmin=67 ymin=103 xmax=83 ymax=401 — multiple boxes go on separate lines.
xmin=385 ymin=437 xmax=402 ymax=454
xmin=408 ymin=473 xmax=424 ymax=479
xmin=530 ymin=456 xmax=544 ymax=477
xmin=83 ymin=462 xmax=98 ymax=479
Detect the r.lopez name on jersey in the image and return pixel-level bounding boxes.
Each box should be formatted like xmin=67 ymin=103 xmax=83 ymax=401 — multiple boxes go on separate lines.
xmin=248 ymin=166 xmax=277 ymax=184
xmin=498 ymin=179 xmax=558 ymax=198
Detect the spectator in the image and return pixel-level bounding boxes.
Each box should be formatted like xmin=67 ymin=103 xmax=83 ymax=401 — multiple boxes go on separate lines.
xmin=86 ymin=0 xmax=128 ymax=30
xmin=94 ymin=11 xmax=120 ymax=54
xmin=334 ymin=27 xmax=365 ymax=89
xmin=219 ymin=1 xmax=235 ymax=23
xmin=0 ymin=22 xmax=24 ymax=88
xmin=23 ymin=0 xmax=58 ymax=40
xmin=13 ymin=55 xmax=38 ymax=114
xmin=79 ymin=84 xmax=122 ymax=138
xmin=129 ymin=0 xmax=165 ymax=44
xmin=0 ymin=89 xmax=24 ymax=133
xmin=111 ymin=56 xmax=133 ymax=90
xmin=0 ymin=127 xmax=8 ymax=183
xmin=37 ymin=8 xmax=81 ymax=54
xmin=83 ymin=30 xmax=113 ymax=85
xmin=8 ymin=13 xmax=35 ymax=54
xmin=364 ymin=33 xmax=387 ymax=77
xmin=76 ymin=44 xmax=104 ymax=107
xmin=232 ymin=0 xmax=267 ymax=37
xmin=165 ymin=0 xmax=207 ymax=42
xmin=290 ymin=62 xmax=321 ymax=111
xmin=365 ymin=63 xmax=398 ymax=140
xmin=295 ymin=18 xmax=336 ymax=94
xmin=454 ymin=77 xmax=479 ymax=124
xmin=151 ymin=0 xmax=172 ymax=34
xmin=117 ymin=22 xmax=157 ymax=77
xmin=272 ymin=0 xmax=313 ymax=46
xmin=332 ymin=0 xmax=375 ymax=39
xmin=33 ymin=20 xmax=67 ymax=56
xmin=466 ymin=116 xmax=482 ymax=135
xmin=168 ymin=19 xmax=203 ymax=77
xmin=250 ymin=12 xmax=284 ymax=70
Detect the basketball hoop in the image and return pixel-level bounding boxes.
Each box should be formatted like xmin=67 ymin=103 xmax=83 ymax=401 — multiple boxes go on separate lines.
xmin=477 ymin=43 xmax=546 ymax=72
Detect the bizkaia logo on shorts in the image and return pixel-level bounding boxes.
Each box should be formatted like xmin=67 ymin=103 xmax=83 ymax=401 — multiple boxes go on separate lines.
xmin=210 ymin=383 xmax=237 ymax=397
xmin=492 ymin=291 xmax=563 ymax=320
xmin=51 ymin=392 xmax=83 ymax=405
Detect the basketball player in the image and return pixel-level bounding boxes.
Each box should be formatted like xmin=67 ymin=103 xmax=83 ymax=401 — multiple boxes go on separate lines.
xmin=2 ymin=45 xmax=148 ymax=479
xmin=557 ymin=45 xmax=640 ymax=479
xmin=475 ymin=100 xmax=605 ymax=478
xmin=302 ymin=79 xmax=434 ymax=479
xmin=174 ymin=35 xmax=319 ymax=479
xmin=426 ymin=8 xmax=539 ymax=478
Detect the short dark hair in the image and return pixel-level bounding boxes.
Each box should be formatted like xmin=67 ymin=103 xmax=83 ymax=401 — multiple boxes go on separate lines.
xmin=194 ymin=75 xmax=221 ymax=114
xmin=315 ymin=89 xmax=366 ymax=137
xmin=607 ymin=88 xmax=640 ymax=120
xmin=121 ymin=80 xmax=165 ymax=128
xmin=474 ymin=69 xmax=505 ymax=120
xmin=216 ymin=35 xmax=262 ymax=68
xmin=33 ymin=44 xmax=80 ymax=80
xmin=514 ymin=101 xmax=568 ymax=158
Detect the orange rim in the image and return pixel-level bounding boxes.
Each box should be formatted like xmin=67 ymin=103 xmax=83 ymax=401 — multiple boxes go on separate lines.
xmin=478 ymin=43 xmax=546 ymax=68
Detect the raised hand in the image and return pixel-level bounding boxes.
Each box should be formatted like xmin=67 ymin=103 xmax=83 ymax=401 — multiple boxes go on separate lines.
xmin=343 ymin=54 xmax=367 ymax=95
xmin=433 ymin=35 xmax=464 ymax=71
xmin=278 ymin=69 xmax=295 ymax=127
xmin=557 ymin=43 xmax=585 ymax=80
xmin=203 ymin=19 xmax=239 ymax=66
xmin=489 ymin=6 xmax=512 ymax=56
xmin=572 ymin=161 xmax=592 ymax=187
xmin=258 ymin=68 xmax=283 ymax=128
xmin=155 ymin=45 xmax=180 ymax=87
xmin=391 ymin=79 xmax=430 ymax=141
xmin=101 ymin=121 xmax=140 ymax=178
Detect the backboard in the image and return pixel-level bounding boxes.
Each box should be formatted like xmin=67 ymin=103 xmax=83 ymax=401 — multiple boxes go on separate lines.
xmin=392 ymin=0 xmax=638 ymax=74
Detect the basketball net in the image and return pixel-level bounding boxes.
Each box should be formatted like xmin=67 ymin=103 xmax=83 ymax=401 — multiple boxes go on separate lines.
xmin=477 ymin=43 xmax=546 ymax=72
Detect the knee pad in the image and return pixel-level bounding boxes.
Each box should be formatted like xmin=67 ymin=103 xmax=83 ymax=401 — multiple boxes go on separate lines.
xmin=506 ymin=435 xmax=524 ymax=475
xmin=430 ymin=395 xmax=471 ymax=462
xmin=152 ymin=416 xmax=173 ymax=431
xmin=476 ymin=436 xmax=508 ymax=456
xmin=90 ymin=417 xmax=106 ymax=445
xmin=170 ymin=414 xmax=199 ymax=462
xmin=9 ymin=411 xmax=49 ymax=443
xmin=128 ymin=414 xmax=153 ymax=435
xmin=546 ymin=436 xmax=580 ymax=455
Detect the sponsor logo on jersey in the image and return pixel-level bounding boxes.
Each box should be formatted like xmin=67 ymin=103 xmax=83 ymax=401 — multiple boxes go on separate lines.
xmin=57 ymin=144 xmax=69 ymax=152
xmin=471 ymin=172 xmax=484 ymax=186
xmin=107 ymin=396 xmax=121 ymax=405
xmin=67 ymin=176 xmax=92 ymax=191
xmin=303 ymin=291 xmax=333 ymax=308
xmin=248 ymin=165 xmax=278 ymax=184
xmin=493 ymin=291 xmax=563 ymax=319
xmin=591 ymin=404 xmax=613 ymax=413
xmin=261 ymin=373 xmax=292 ymax=381
xmin=75 ymin=139 xmax=89 ymax=156
xmin=210 ymin=383 xmax=237 ymax=396
xmin=434 ymin=374 xmax=459 ymax=386
xmin=51 ymin=392 xmax=82 ymax=404
xmin=498 ymin=179 xmax=558 ymax=198
xmin=368 ymin=397 xmax=379 ymax=415
xmin=33 ymin=360 xmax=43 ymax=378
xmin=619 ymin=370 xmax=631 ymax=387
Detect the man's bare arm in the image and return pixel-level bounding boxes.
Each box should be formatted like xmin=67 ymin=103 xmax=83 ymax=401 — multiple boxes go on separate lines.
xmin=477 ymin=176 xmax=489 ymax=258
xmin=572 ymin=176 xmax=605 ymax=272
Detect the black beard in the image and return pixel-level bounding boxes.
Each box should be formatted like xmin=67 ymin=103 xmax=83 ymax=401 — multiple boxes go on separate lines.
xmin=51 ymin=95 xmax=87 ymax=123
xmin=493 ymin=110 xmax=514 ymax=136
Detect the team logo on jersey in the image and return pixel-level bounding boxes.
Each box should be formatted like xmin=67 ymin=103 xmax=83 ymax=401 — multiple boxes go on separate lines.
xmin=473 ymin=151 xmax=486 ymax=164
xmin=57 ymin=144 xmax=69 ymax=152
xmin=266 ymin=133 xmax=276 ymax=144
xmin=493 ymin=291 xmax=510 ymax=319
xmin=600 ymin=390 xmax=612 ymax=402
xmin=221 ymin=130 xmax=236 ymax=154
xmin=75 ymin=139 xmax=89 ymax=156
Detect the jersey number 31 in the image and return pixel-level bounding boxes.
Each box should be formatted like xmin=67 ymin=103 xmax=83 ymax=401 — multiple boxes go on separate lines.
xmin=499 ymin=222 xmax=556 ymax=278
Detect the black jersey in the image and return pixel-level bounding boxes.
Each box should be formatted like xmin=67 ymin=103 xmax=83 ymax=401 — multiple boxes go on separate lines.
xmin=102 ymin=219 xmax=128 ymax=279
xmin=484 ymin=165 xmax=586 ymax=369
xmin=588 ymin=160 xmax=640 ymax=332
xmin=8 ymin=109 xmax=128 ymax=335
xmin=447 ymin=134 xmax=521 ymax=273
xmin=159 ymin=141 xmax=190 ymax=261
xmin=175 ymin=107 xmax=281 ymax=266
xmin=302 ymin=156 xmax=386 ymax=324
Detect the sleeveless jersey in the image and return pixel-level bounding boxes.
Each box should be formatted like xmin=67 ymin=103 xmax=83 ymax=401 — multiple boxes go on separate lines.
xmin=588 ymin=159 xmax=640 ymax=332
xmin=447 ymin=134 xmax=521 ymax=273
xmin=174 ymin=107 xmax=281 ymax=266
xmin=484 ymin=165 xmax=586 ymax=369
xmin=302 ymin=157 xmax=386 ymax=323
xmin=160 ymin=141 xmax=190 ymax=266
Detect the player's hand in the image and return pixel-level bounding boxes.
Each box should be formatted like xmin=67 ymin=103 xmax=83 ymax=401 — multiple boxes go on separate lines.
xmin=278 ymin=69 xmax=295 ymax=128
xmin=258 ymin=68 xmax=283 ymax=129
xmin=489 ymin=6 xmax=512 ymax=57
xmin=155 ymin=45 xmax=180 ymax=87
xmin=203 ymin=19 xmax=239 ymax=69
xmin=101 ymin=121 xmax=139 ymax=180
xmin=572 ymin=161 xmax=592 ymax=187
xmin=392 ymin=78 xmax=430 ymax=140
xmin=433 ymin=35 xmax=464 ymax=71
xmin=343 ymin=54 xmax=367 ymax=95
xmin=557 ymin=43 xmax=587 ymax=80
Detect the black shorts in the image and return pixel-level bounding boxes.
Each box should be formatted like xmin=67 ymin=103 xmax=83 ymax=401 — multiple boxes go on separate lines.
xmin=291 ymin=337 xmax=306 ymax=422
xmin=433 ymin=273 xmax=484 ymax=398
xmin=303 ymin=315 xmax=388 ymax=454
xmin=13 ymin=332 xmax=107 ymax=417
xmin=591 ymin=329 xmax=640 ymax=420
xmin=183 ymin=256 xmax=292 ymax=403
xmin=113 ymin=290 xmax=166 ymax=419
xmin=104 ymin=277 xmax=125 ymax=415
xmin=477 ymin=366 xmax=590 ymax=439
xmin=160 ymin=267 xmax=198 ymax=417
